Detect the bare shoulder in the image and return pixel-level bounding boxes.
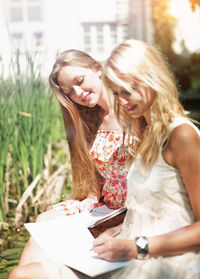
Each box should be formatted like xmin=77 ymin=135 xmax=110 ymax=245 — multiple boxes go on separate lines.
xmin=164 ymin=123 xmax=200 ymax=169
xmin=169 ymin=123 xmax=200 ymax=149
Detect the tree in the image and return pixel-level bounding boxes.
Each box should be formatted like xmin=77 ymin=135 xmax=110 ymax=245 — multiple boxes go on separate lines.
xmin=152 ymin=0 xmax=200 ymax=56
xmin=151 ymin=0 xmax=200 ymax=93
xmin=188 ymin=0 xmax=200 ymax=11
xmin=151 ymin=0 xmax=177 ymax=57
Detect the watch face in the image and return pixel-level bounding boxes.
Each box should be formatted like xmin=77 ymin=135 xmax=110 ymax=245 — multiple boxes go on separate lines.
xmin=136 ymin=237 xmax=148 ymax=249
xmin=136 ymin=236 xmax=149 ymax=260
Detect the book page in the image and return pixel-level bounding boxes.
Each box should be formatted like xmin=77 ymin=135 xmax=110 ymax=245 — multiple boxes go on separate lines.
xmin=25 ymin=214 xmax=130 ymax=277
xmin=80 ymin=205 xmax=126 ymax=228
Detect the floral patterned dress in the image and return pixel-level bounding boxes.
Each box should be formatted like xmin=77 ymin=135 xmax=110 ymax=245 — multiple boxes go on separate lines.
xmin=54 ymin=130 xmax=129 ymax=215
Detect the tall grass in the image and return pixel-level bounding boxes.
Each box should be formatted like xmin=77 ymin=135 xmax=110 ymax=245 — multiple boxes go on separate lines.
xmin=0 ymin=51 xmax=66 ymax=227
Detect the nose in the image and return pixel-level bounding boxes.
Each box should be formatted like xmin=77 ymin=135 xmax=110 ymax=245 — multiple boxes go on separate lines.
xmin=118 ymin=96 xmax=129 ymax=107
xmin=73 ymin=85 xmax=83 ymax=97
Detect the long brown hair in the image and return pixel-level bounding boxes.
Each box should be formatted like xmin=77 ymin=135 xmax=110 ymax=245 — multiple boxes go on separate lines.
xmin=49 ymin=50 xmax=104 ymax=200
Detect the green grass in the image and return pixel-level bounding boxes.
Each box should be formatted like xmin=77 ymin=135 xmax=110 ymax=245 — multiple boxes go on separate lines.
xmin=0 ymin=51 xmax=66 ymax=226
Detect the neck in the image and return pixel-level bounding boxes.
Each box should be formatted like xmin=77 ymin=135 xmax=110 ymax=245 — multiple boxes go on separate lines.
xmin=143 ymin=110 xmax=151 ymax=126
xmin=98 ymin=89 xmax=112 ymax=115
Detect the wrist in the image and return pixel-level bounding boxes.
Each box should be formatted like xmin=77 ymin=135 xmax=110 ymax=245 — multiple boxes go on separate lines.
xmin=135 ymin=236 xmax=150 ymax=260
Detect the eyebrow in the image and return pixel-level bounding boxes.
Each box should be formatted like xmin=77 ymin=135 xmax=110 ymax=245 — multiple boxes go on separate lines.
xmin=60 ymin=75 xmax=84 ymax=94
xmin=72 ymin=75 xmax=84 ymax=83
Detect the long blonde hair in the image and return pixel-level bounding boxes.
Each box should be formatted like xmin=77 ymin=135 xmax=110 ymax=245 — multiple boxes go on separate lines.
xmin=103 ymin=39 xmax=186 ymax=167
xmin=49 ymin=50 xmax=104 ymax=200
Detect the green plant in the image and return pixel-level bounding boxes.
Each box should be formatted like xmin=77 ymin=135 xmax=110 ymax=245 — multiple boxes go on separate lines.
xmin=0 ymin=51 xmax=67 ymax=227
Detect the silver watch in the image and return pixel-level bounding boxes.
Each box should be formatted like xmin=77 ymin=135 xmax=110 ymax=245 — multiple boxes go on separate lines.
xmin=135 ymin=236 xmax=149 ymax=260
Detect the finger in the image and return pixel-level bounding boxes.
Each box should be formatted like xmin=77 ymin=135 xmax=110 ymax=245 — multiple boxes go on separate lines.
xmin=93 ymin=244 xmax=106 ymax=254
xmin=93 ymin=235 xmax=109 ymax=246
xmin=93 ymin=240 xmax=109 ymax=253
xmin=96 ymin=251 xmax=116 ymax=262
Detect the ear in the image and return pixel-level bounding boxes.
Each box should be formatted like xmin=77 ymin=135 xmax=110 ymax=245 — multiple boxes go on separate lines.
xmin=97 ymin=70 xmax=102 ymax=79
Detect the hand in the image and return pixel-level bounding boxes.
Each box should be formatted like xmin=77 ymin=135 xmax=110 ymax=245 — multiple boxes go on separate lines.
xmin=79 ymin=196 xmax=99 ymax=212
xmin=97 ymin=227 xmax=119 ymax=238
xmin=93 ymin=235 xmax=137 ymax=262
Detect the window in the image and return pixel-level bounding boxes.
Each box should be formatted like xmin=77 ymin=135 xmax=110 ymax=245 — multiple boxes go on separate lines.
xmin=84 ymin=25 xmax=90 ymax=33
xmin=84 ymin=37 xmax=91 ymax=52
xmin=11 ymin=33 xmax=23 ymax=48
xmin=83 ymin=25 xmax=91 ymax=53
xmin=96 ymin=25 xmax=103 ymax=32
xmin=33 ymin=32 xmax=43 ymax=46
xmin=9 ymin=0 xmax=43 ymax=23
xmin=10 ymin=7 xmax=23 ymax=22
xmin=28 ymin=6 xmax=42 ymax=21
xmin=27 ymin=0 xmax=40 ymax=2
xmin=122 ymin=24 xmax=128 ymax=40
xmin=97 ymin=24 xmax=104 ymax=53
xmin=110 ymin=25 xmax=117 ymax=45
xmin=84 ymin=36 xmax=90 ymax=44
xmin=10 ymin=0 xmax=22 ymax=3
xmin=11 ymin=0 xmax=22 ymax=3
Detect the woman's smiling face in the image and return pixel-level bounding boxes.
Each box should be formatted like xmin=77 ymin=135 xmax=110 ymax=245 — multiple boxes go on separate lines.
xmin=114 ymin=84 xmax=156 ymax=123
xmin=57 ymin=65 xmax=103 ymax=108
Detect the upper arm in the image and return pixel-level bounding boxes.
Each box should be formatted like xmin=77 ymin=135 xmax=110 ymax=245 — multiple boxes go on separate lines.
xmin=169 ymin=124 xmax=200 ymax=220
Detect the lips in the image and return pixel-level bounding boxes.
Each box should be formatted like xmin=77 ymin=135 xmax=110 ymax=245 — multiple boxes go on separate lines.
xmin=125 ymin=105 xmax=137 ymax=112
xmin=82 ymin=92 xmax=92 ymax=103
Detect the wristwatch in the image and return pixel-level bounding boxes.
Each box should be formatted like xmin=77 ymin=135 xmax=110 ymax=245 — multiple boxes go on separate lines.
xmin=135 ymin=236 xmax=149 ymax=260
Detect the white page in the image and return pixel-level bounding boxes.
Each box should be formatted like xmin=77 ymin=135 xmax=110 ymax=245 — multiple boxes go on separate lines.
xmin=80 ymin=205 xmax=126 ymax=228
xmin=25 ymin=215 xmax=130 ymax=277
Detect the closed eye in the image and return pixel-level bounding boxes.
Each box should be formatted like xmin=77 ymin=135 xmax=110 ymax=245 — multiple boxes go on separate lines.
xmin=121 ymin=90 xmax=131 ymax=96
xmin=68 ymin=89 xmax=74 ymax=96
xmin=132 ymin=86 xmax=138 ymax=91
xmin=77 ymin=76 xmax=84 ymax=85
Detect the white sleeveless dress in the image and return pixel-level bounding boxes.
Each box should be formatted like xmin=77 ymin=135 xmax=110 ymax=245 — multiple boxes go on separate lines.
xmin=109 ymin=117 xmax=200 ymax=279
xmin=41 ymin=117 xmax=200 ymax=279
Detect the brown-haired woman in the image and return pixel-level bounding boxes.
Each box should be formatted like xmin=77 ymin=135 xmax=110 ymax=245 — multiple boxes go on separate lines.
xmin=9 ymin=49 xmax=129 ymax=279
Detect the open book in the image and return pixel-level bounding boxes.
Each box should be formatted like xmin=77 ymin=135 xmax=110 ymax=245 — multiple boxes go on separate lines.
xmin=80 ymin=205 xmax=127 ymax=228
xmin=25 ymin=207 xmax=130 ymax=277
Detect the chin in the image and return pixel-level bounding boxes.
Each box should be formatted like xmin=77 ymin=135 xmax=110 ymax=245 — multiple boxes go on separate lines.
xmin=88 ymin=103 xmax=96 ymax=108
xmin=128 ymin=112 xmax=141 ymax=119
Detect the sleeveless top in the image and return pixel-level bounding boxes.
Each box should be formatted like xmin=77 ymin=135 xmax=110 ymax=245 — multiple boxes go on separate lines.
xmin=55 ymin=130 xmax=130 ymax=215
xmin=91 ymin=130 xmax=129 ymax=208
xmin=110 ymin=117 xmax=200 ymax=279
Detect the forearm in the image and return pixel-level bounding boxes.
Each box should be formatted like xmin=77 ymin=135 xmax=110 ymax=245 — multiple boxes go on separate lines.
xmin=148 ymin=221 xmax=200 ymax=258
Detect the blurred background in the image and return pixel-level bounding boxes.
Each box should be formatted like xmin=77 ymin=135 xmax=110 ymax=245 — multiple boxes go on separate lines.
xmin=0 ymin=0 xmax=200 ymax=277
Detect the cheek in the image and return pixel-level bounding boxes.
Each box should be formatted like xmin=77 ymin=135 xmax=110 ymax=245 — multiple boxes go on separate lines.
xmin=117 ymin=96 xmax=125 ymax=105
xmin=96 ymin=79 xmax=103 ymax=91
xmin=118 ymin=99 xmax=123 ymax=106
xmin=70 ymin=95 xmax=82 ymax=105
xmin=132 ymin=92 xmax=144 ymax=104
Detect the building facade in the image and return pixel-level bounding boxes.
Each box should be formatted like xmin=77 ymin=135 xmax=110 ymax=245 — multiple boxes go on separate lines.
xmin=0 ymin=0 xmax=153 ymax=76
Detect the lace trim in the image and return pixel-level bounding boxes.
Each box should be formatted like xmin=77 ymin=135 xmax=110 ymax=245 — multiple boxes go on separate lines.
xmin=126 ymin=197 xmax=194 ymax=219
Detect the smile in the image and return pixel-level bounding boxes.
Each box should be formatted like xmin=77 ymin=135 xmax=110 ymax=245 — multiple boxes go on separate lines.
xmin=126 ymin=105 xmax=137 ymax=112
xmin=82 ymin=92 xmax=92 ymax=103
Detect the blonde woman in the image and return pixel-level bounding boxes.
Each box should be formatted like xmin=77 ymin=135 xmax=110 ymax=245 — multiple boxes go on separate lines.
xmin=9 ymin=50 xmax=129 ymax=279
xmin=92 ymin=39 xmax=200 ymax=279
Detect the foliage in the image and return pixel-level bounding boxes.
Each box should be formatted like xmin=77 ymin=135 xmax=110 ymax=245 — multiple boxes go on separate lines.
xmin=151 ymin=0 xmax=200 ymax=93
xmin=0 ymin=51 xmax=70 ymax=229
xmin=172 ymin=52 xmax=200 ymax=92
xmin=188 ymin=0 xmax=200 ymax=10
xmin=151 ymin=0 xmax=177 ymax=57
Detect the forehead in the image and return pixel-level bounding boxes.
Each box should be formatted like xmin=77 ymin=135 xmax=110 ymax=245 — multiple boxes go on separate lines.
xmin=57 ymin=66 xmax=94 ymax=87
